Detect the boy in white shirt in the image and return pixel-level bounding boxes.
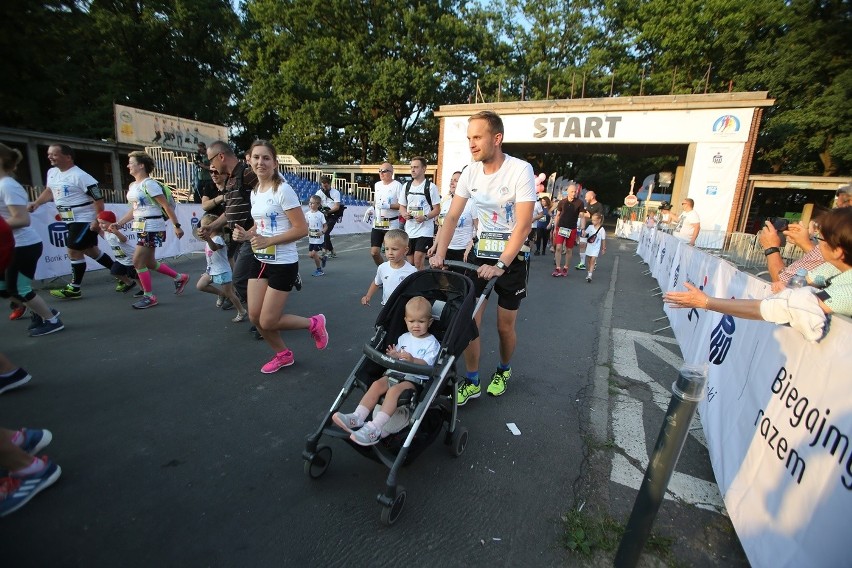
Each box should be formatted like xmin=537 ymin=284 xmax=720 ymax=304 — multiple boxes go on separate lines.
xmin=581 ymin=212 xmax=606 ymax=283
xmin=361 ymin=229 xmax=416 ymax=306
xmin=194 ymin=214 xmax=247 ymax=322
xmin=305 ymin=196 xmax=327 ymax=276
xmin=96 ymin=211 xmax=139 ymax=294
xmin=333 ymin=296 xmax=440 ymax=446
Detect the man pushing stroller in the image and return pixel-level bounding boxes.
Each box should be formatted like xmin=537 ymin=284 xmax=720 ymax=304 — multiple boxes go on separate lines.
xmin=332 ymin=296 xmax=440 ymax=446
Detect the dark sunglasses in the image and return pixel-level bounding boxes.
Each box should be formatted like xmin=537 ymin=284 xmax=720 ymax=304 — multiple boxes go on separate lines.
xmin=378 ymin=169 xmax=392 ymax=174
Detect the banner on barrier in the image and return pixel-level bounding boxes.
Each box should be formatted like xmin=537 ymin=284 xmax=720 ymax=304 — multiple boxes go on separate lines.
xmin=30 ymin=204 xmax=371 ymax=281
xmin=640 ymin=225 xmax=852 ymax=567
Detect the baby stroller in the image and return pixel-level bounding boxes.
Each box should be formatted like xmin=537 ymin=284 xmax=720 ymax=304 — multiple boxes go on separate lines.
xmin=303 ymin=263 xmax=494 ymax=525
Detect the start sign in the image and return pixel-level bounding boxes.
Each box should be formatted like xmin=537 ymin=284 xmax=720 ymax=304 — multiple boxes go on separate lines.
xmin=624 ymin=194 xmax=638 ymax=207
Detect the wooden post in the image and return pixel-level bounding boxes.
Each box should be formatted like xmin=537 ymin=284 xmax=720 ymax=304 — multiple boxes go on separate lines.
xmin=581 ymin=71 xmax=586 ymax=98
xmin=704 ymin=63 xmax=712 ymax=94
xmin=610 ymin=74 xmax=615 ymax=97
xmin=521 ymin=79 xmax=525 ymax=101
xmin=546 ymin=74 xmax=551 ymax=99
xmin=497 ymin=78 xmax=501 ymax=102
xmin=671 ymin=66 xmax=677 ymax=94
xmin=640 ymin=66 xmax=645 ymax=96
xmin=571 ymin=72 xmax=575 ymax=99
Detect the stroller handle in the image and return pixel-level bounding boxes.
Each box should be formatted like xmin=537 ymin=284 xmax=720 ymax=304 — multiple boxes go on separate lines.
xmin=363 ymin=343 xmax=436 ymax=378
xmin=443 ymin=260 xmax=498 ymax=299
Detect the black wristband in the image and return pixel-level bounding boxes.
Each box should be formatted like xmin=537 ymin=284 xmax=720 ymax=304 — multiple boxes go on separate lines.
xmin=763 ymin=247 xmax=780 ymax=256
xmin=174 ymin=223 xmax=182 ymax=229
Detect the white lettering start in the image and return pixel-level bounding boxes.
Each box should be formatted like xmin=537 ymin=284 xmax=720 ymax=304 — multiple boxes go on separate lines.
xmin=533 ymin=116 xmax=622 ymax=139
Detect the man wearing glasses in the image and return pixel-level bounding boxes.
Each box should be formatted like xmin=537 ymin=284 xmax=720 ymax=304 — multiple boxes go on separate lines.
xmin=369 ymin=162 xmax=403 ymax=266
xmin=199 ymin=141 xmax=257 ymax=311
xmin=674 ymin=198 xmax=701 ymax=246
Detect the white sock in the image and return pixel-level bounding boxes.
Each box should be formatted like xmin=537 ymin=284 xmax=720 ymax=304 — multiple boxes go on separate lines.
xmin=580 ymin=253 xmax=586 ymax=264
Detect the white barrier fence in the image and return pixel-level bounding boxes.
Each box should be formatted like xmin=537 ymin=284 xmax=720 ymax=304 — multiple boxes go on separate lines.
xmin=638 ymin=226 xmax=851 ymax=568
xmin=31 ymin=204 xmax=372 ymax=281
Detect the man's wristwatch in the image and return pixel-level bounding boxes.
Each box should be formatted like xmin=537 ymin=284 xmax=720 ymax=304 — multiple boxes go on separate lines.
xmin=763 ymin=247 xmax=780 ymax=256
xmin=495 ymin=260 xmax=507 ymax=271
xmin=174 ymin=224 xmax=182 ymax=229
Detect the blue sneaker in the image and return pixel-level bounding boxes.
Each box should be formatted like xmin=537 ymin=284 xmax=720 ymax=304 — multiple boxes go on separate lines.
xmin=0 ymin=459 xmax=62 ymax=517
xmin=18 ymin=429 xmax=53 ymax=454
xmin=312 ymin=269 xmax=325 ymax=277
xmin=28 ymin=317 xmax=65 ymax=337
xmin=0 ymin=368 xmax=32 ymax=395
xmin=28 ymin=309 xmax=60 ymax=331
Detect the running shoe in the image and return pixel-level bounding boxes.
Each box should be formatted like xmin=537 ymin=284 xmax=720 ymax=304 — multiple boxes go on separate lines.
xmin=221 ymin=298 xmax=234 ymax=310
xmin=116 ymin=281 xmax=136 ymax=293
xmin=260 ymin=350 xmax=294 ymax=374
xmin=561 ymin=267 xmax=569 ymax=276
xmin=332 ymin=411 xmax=364 ymax=434
xmin=231 ymin=311 xmax=248 ymax=323
xmin=350 ymin=422 xmax=382 ymax=446
xmin=575 ymin=262 xmax=586 ymax=270
xmin=551 ymin=269 xmax=562 ymax=277
xmin=17 ymin=429 xmax=53 ymax=454
xmin=132 ymin=295 xmax=158 ymax=309
xmin=456 ymin=380 xmax=481 ymax=406
xmin=9 ymin=306 xmax=27 ymax=320
xmin=294 ymin=273 xmax=303 ymax=291
xmin=487 ymin=368 xmax=511 ymax=397
xmin=309 ymin=314 xmax=328 ymax=350
xmin=329 ymin=252 xmax=337 ymax=258
xmin=0 ymin=368 xmax=31 ymax=395
xmin=312 ymin=269 xmax=324 ymax=277
xmin=173 ymin=274 xmax=189 ymax=295
xmin=29 ymin=318 xmax=64 ymax=337
xmin=586 ymin=276 xmax=592 ymax=283
xmin=28 ymin=309 xmax=59 ymax=331
xmin=0 ymin=459 xmax=62 ymax=518
xmin=49 ymin=285 xmax=81 ymax=300
xmin=216 ymin=296 xmax=225 ymax=308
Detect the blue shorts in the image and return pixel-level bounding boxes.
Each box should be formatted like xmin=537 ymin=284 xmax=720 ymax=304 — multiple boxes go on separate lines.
xmin=212 ymin=271 xmax=233 ymax=285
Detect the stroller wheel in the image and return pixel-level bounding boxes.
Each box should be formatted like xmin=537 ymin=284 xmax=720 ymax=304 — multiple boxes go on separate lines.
xmin=303 ymin=445 xmax=332 ymax=479
xmin=380 ymin=486 xmax=406 ymax=526
xmin=450 ymin=426 xmax=469 ymax=457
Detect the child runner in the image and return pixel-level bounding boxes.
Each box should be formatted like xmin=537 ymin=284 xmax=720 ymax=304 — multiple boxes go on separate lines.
xmin=195 ymin=214 xmax=247 ymax=322
xmin=232 ymin=140 xmax=328 ymax=374
xmin=112 ymin=151 xmax=189 ymax=309
xmin=361 ymin=229 xmax=416 ymax=306
xmin=582 ymin=212 xmax=606 ymax=283
xmin=333 ymin=296 xmax=440 ymax=446
xmin=96 ymin=211 xmax=139 ymax=294
xmin=305 ymin=195 xmax=327 ymax=276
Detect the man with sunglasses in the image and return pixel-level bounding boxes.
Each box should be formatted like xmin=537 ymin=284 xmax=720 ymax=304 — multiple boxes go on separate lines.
xmin=369 ymin=162 xmax=403 ymax=266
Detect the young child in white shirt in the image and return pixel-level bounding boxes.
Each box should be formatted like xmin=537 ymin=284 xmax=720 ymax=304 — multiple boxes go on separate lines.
xmin=305 ymin=195 xmax=327 ymax=277
xmin=333 ymin=296 xmax=441 ymax=446
xmin=361 ymin=229 xmax=417 ymax=306
xmin=96 ymin=211 xmax=139 ymax=294
xmin=194 ymin=214 xmax=247 ymax=321
xmin=582 ymin=213 xmax=606 ymax=283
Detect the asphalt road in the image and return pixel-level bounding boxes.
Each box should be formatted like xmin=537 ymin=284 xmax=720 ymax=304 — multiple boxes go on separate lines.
xmin=1 ymin=232 xmax=746 ymax=567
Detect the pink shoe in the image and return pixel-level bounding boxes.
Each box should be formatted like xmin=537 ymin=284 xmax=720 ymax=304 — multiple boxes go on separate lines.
xmin=561 ymin=267 xmax=569 ymax=276
xmin=309 ymin=314 xmax=328 ymax=350
xmin=260 ymin=350 xmax=294 ymax=373
xmin=174 ymin=274 xmax=189 ymax=295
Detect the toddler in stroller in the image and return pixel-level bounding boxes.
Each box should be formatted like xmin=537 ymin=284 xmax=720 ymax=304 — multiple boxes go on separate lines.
xmin=332 ymin=296 xmax=440 ymax=446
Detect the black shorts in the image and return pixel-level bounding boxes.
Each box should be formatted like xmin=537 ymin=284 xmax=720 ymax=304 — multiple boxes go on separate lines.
xmin=255 ymin=261 xmax=299 ymax=292
xmin=470 ymin=252 xmax=527 ymax=311
xmin=445 ymin=248 xmax=466 ymax=262
xmin=66 ymin=222 xmax=98 ymax=251
xmin=111 ymin=262 xmax=137 ymax=279
xmin=370 ymin=228 xmax=390 ymax=248
xmin=308 ymin=244 xmax=324 ymax=252
xmin=409 ymin=236 xmax=433 ymax=254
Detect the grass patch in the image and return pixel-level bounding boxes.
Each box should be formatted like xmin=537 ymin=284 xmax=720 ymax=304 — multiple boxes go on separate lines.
xmin=563 ymin=510 xmax=674 ymax=561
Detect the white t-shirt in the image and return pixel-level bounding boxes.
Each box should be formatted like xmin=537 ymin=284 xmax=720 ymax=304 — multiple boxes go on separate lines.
xmin=102 ymin=231 xmax=135 ymax=267
xmin=46 ymin=165 xmax=99 ymax=223
xmin=250 ymin=182 xmax=302 ymax=264
xmin=438 ymin=196 xmax=475 ymax=250
xmin=455 ymin=154 xmax=536 ymax=259
xmin=374 ymin=261 xmax=418 ymax=305
xmin=0 ymin=177 xmax=41 ymax=246
xmin=400 ymin=180 xmax=440 ymax=238
xmin=582 ymin=225 xmax=606 ymax=257
xmin=675 ymin=209 xmax=700 ymax=242
xmin=205 ymin=235 xmax=230 ymax=275
xmin=373 ymin=180 xmax=403 ymax=230
xmin=127 ymin=178 xmax=167 ymax=233
xmin=389 ymin=331 xmax=441 ymax=382
xmin=305 ymin=209 xmax=326 ymax=245
xmin=314 ymin=187 xmax=341 ymax=211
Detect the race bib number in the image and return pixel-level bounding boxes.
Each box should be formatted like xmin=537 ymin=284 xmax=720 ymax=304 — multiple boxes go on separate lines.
xmin=476 ymin=231 xmax=510 ymax=259
xmin=132 ymin=219 xmax=146 ymax=232
xmin=309 ymin=228 xmax=322 ymax=238
xmin=253 ymin=245 xmax=276 ymax=261
xmin=374 ymin=218 xmax=390 ymax=229
xmin=408 ymin=206 xmax=424 ymax=218
xmin=558 ymin=227 xmax=572 ymax=238
xmin=111 ymin=245 xmax=126 ymax=258
xmin=58 ymin=208 xmax=75 ymax=222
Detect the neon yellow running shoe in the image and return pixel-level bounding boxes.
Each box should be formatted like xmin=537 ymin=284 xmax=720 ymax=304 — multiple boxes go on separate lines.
xmin=487 ymin=368 xmax=511 ymax=396
xmin=457 ymin=380 xmax=481 ymax=406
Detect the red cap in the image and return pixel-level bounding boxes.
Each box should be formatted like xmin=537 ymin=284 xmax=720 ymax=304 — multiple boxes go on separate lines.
xmin=97 ymin=210 xmax=117 ymax=223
